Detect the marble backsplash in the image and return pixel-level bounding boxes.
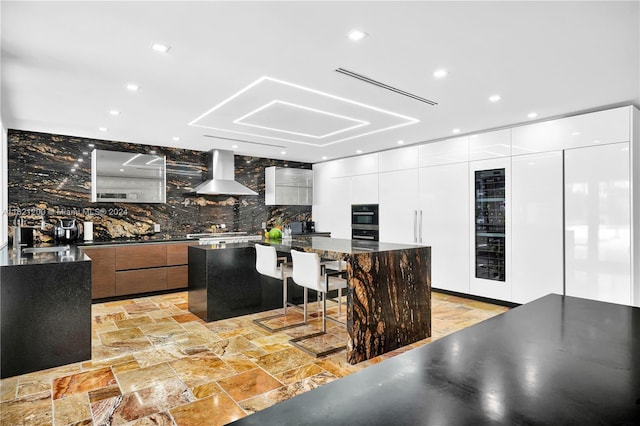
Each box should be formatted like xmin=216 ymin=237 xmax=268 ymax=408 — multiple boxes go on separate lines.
xmin=7 ymin=129 xmax=312 ymax=242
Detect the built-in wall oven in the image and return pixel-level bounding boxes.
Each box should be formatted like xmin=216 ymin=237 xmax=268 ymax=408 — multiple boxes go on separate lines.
xmin=351 ymin=204 xmax=379 ymax=241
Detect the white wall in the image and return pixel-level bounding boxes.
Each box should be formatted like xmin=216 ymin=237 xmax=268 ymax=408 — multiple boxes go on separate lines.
xmin=1 ymin=122 xmax=7 ymax=248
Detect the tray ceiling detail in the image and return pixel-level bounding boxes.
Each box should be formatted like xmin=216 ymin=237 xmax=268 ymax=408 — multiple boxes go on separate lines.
xmin=188 ymin=76 xmax=420 ymax=147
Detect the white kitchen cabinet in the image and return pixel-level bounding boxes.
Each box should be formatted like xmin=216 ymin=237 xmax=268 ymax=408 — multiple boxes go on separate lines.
xmin=331 ymin=153 xmax=379 ymax=177
xmin=351 ymin=174 xmax=378 ymax=204
xmin=379 ymin=168 xmax=420 ymax=244
xmin=468 ymin=129 xmax=511 ymax=161
xmin=419 ymin=137 xmax=468 ymax=167
xmin=511 ymin=106 xmax=630 ymax=155
xmin=419 ymin=163 xmax=470 ymax=294
xmin=468 ymin=158 xmax=512 ymax=301
xmin=511 ymin=151 xmax=564 ymax=304
xmin=312 ymin=163 xmax=351 ymax=237
xmin=378 ymin=145 xmax=419 ymax=173
xmin=265 ymin=167 xmax=313 ymax=205
xmin=564 ymin=142 xmax=631 ymax=305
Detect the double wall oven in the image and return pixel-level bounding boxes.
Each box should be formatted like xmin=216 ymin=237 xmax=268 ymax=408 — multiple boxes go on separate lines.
xmin=351 ymin=204 xmax=379 ymax=241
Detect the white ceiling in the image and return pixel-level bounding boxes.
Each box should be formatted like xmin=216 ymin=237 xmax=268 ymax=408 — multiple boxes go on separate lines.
xmin=1 ymin=1 xmax=639 ymax=164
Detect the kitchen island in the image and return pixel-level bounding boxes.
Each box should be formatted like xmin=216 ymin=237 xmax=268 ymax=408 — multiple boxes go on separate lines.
xmin=188 ymin=237 xmax=431 ymax=364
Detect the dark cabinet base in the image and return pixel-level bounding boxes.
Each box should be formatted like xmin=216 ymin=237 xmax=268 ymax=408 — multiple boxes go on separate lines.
xmin=1 ymin=260 xmax=92 ymax=379
xmin=188 ymin=246 xmax=314 ymax=322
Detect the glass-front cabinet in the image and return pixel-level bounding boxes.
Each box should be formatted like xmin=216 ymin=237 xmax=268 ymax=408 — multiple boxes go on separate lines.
xmin=474 ymin=168 xmax=506 ymax=281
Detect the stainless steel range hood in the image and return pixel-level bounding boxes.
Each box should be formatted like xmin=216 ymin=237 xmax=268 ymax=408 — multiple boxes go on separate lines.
xmin=193 ymin=149 xmax=258 ymax=196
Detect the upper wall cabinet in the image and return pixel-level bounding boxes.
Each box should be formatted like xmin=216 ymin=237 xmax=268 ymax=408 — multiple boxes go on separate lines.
xmin=468 ymin=129 xmax=511 ymax=161
xmin=419 ymin=137 xmax=469 ymax=167
xmin=378 ymin=146 xmax=419 ymax=173
xmin=265 ymin=167 xmax=313 ymax=205
xmin=511 ymin=106 xmax=631 ymax=155
xmin=328 ymin=153 xmax=379 ymax=178
xmin=91 ymin=149 xmax=166 ymax=203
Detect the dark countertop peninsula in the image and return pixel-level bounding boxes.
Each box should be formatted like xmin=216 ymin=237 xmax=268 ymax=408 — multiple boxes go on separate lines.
xmin=232 ymin=294 xmax=640 ymax=425
xmin=189 ymin=237 xmax=431 ymax=364
xmin=0 ymin=245 xmax=92 ymax=378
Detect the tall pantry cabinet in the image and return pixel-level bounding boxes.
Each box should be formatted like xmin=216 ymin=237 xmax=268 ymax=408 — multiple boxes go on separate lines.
xmin=312 ymin=105 xmax=639 ymax=306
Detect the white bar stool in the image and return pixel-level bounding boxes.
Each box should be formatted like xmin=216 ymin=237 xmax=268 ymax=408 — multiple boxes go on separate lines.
xmin=252 ymin=244 xmax=305 ymax=332
xmin=289 ymin=249 xmax=348 ymax=357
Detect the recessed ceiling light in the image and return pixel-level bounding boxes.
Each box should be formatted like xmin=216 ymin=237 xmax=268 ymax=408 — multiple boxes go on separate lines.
xmin=231 ymin=144 xmax=238 ymax=149
xmin=433 ymin=69 xmax=448 ymax=79
xmin=151 ymin=43 xmax=171 ymax=53
xmin=322 ymin=156 xmax=328 ymax=160
xmin=397 ymin=140 xmax=404 ymax=145
xmin=489 ymin=94 xmax=501 ymax=102
xmin=172 ymin=137 xmax=181 ymax=142
xmin=119 ymin=169 xmax=124 ymax=172
xmin=126 ymin=83 xmax=140 ymax=91
xmin=347 ymin=29 xmax=368 ymax=41
xmin=98 ymin=127 xmax=108 ymax=132
xmin=109 ymin=110 xmax=120 ymax=116
xmin=571 ymin=132 xmax=581 ymax=136
xmin=280 ymin=151 xmax=286 ymax=155
xmin=528 ymin=112 xmax=538 ymax=119
xmin=452 ymin=129 xmax=460 ymax=134
xmin=356 ymin=149 xmax=363 ymax=154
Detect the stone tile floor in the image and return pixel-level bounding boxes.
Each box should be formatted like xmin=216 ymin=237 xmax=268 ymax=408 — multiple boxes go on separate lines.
xmin=0 ymin=291 xmax=509 ymax=426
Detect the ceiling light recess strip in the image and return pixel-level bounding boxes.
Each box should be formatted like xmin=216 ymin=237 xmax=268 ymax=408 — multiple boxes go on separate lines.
xmin=335 ymin=68 xmax=438 ymax=106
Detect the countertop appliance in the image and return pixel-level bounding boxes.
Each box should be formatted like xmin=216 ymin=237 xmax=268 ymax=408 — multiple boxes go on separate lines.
xmin=352 ymin=204 xmax=379 ymax=241
xmin=54 ymin=218 xmax=79 ymax=243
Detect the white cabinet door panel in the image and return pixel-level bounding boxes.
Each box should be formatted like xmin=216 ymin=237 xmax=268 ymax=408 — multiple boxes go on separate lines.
xmin=378 ymin=146 xmax=419 ymax=173
xmin=469 ymin=129 xmax=511 ymax=161
xmin=512 ymin=106 xmax=630 ymax=155
xmin=379 ymin=169 xmax=419 ymax=244
xmin=351 ymin=174 xmax=378 ymax=204
xmin=331 ymin=153 xmax=378 ymax=177
xmin=419 ymin=137 xmax=469 ymax=167
xmin=511 ymin=151 xmax=564 ymax=304
xmin=419 ymin=163 xmax=469 ymax=294
xmin=565 ymin=142 xmax=631 ymax=305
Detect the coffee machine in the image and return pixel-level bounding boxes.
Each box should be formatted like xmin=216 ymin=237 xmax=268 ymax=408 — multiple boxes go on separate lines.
xmin=54 ymin=218 xmax=79 ymax=243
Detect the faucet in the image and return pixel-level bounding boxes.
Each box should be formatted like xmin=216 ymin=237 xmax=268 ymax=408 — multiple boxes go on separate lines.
xmin=12 ymin=212 xmax=26 ymax=251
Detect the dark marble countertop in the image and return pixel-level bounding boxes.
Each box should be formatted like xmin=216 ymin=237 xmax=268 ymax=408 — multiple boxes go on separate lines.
xmin=0 ymin=244 xmax=90 ymax=267
xmin=231 ymin=294 xmax=640 ymax=425
xmin=76 ymin=236 xmax=194 ymax=246
xmin=192 ymin=236 xmax=426 ymax=256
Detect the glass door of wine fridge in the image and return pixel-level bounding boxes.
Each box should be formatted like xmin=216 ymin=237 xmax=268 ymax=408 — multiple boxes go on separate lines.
xmin=475 ymin=168 xmax=506 ymax=281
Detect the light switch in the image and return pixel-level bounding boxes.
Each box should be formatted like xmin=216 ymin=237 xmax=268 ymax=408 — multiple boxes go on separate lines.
xmin=154 ymin=224 xmax=161 ymax=232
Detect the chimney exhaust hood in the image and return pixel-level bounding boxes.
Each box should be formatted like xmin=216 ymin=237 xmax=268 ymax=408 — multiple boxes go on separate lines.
xmin=193 ymin=149 xmax=258 ymax=196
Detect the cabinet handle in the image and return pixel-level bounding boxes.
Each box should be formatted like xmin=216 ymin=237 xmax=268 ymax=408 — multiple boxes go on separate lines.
xmin=419 ymin=210 xmax=423 ymax=244
xmin=413 ymin=210 xmax=418 ymax=243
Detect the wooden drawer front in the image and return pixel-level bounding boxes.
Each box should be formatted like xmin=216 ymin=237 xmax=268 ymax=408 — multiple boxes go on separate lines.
xmin=167 ymin=242 xmax=197 ymax=266
xmin=81 ymin=247 xmax=116 ymax=299
xmin=167 ymin=265 xmax=188 ymax=289
xmin=116 ymin=244 xmax=167 ymax=270
xmin=115 ymin=268 xmax=167 ymax=296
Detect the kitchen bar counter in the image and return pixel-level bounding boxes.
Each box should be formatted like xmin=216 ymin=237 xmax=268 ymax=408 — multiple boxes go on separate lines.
xmin=231 ymin=294 xmax=640 ymax=425
xmin=0 ymin=245 xmax=91 ymax=378
xmin=189 ymin=237 xmax=431 ymax=364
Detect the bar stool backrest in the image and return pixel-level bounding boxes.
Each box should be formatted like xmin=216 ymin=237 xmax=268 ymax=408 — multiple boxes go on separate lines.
xmin=255 ymin=244 xmax=280 ymax=279
xmin=291 ymin=249 xmax=322 ymax=292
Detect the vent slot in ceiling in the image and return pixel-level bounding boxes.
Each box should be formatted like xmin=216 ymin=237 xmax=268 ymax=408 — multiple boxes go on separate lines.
xmin=335 ymin=68 xmax=438 ymax=106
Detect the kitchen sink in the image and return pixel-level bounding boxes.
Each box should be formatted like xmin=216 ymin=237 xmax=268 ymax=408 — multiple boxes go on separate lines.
xmin=21 ymin=245 xmax=71 ymax=254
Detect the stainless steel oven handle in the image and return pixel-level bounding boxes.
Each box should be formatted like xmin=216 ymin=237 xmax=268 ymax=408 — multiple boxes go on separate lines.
xmin=353 ymin=235 xmax=376 ymax=240
xmin=352 ymin=212 xmax=375 ymax=215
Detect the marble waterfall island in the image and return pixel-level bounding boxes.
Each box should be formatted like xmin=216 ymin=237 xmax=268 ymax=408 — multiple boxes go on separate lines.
xmin=188 ymin=237 xmax=431 ymax=364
